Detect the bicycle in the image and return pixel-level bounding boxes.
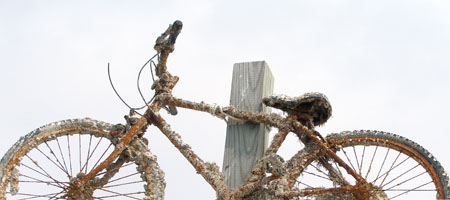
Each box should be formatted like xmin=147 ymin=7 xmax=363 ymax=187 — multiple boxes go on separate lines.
xmin=0 ymin=20 xmax=449 ymax=199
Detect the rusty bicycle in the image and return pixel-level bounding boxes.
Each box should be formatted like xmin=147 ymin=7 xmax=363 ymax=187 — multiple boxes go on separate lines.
xmin=1 ymin=21 xmax=449 ymax=200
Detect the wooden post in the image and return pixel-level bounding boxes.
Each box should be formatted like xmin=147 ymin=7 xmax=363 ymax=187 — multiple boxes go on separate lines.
xmin=222 ymin=61 xmax=274 ymax=188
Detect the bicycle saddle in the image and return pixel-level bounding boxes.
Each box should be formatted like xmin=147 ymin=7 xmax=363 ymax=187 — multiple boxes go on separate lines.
xmin=262 ymin=92 xmax=332 ymax=126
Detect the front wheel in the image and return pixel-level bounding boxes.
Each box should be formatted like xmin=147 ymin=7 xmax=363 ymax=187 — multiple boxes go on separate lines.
xmin=291 ymin=130 xmax=449 ymax=199
xmin=0 ymin=118 xmax=165 ymax=199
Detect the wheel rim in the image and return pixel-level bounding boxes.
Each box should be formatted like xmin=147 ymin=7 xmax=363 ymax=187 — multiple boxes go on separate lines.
xmin=292 ymin=135 xmax=444 ymax=199
xmin=4 ymin=133 xmax=147 ymax=199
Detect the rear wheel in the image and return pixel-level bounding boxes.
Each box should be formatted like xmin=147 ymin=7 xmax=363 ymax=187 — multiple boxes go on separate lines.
xmin=290 ymin=130 xmax=449 ymax=199
xmin=0 ymin=118 xmax=164 ymax=199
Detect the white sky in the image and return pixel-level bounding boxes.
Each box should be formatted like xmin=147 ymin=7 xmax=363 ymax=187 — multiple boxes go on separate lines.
xmin=1 ymin=1 xmax=449 ymax=199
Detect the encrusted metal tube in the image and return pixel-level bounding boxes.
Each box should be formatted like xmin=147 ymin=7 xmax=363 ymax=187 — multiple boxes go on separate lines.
xmin=146 ymin=108 xmax=232 ymax=199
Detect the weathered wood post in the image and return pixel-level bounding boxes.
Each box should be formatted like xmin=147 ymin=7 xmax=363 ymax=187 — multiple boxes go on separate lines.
xmin=222 ymin=61 xmax=274 ymax=188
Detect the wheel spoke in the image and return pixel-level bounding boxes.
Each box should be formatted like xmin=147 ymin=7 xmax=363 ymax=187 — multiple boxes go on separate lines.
xmin=83 ymin=135 xmax=93 ymax=174
xmin=390 ymin=181 xmax=434 ymax=199
xmin=43 ymin=142 xmax=67 ymax=175
xmin=365 ymin=145 xmax=378 ymax=180
xmin=374 ymin=152 xmax=407 ymax=185
xmin=48 ymin=190 xmax=66 ymax=200
xmin=385 ymin=171 xmax=428 ymax=191
xmin=100 ymin=180 xmax=145 ymax=189
xmin=352 ymin=146 xmax=361 ymax=174
xmin=303 ymin=171 xmax=332 ymax=181
xmin=295 ymin=180 xmax=313 ymax=188
xmin=8 ymin=191 xmax=64 ymax=199
xmin=67 ymin=135 xmax=73 ymax=177
xmin=36 ymin=145 xmax=70 ymax=177
xmin=373 ymin=148 xmax=390 ymax=184
xmin=310 ymin=163 xmax=333 ymax=181
xmin=381 ymin=163 xmax=420 ymax=188
xmin=55 ymin=137 xmax=70 ymax=178
xmin=341 ymin=148 xmax=357 ymax=173
xmin=318 ymin=158 xmax=350 ymax=186
xmin=334 ymin=162 xmax=345 ymax=182
xmin=23 ymin=156 xmax=66 ymax=188
xmin=108 ymin=172 xmax=140 ymax=184
xmin=379 ymin=151 xmax=401 ymax=186
xmin=19 ymin=173 xmax=68 ymax=188
xmin=91 ymin=141 xmax=112 ymax=171
xmin=96 ymin=188 xmax=143 ymax=199
xmin=79 ymin=134 xmax=82 ymax=173
xmin=359 ymin=145 xmax=366 ymax=175
xmin=84 ymin=136 xmax=105 ymax=173
xmin=21 ymin=164 xmax=55 ymax=184
xmin=384 ymin=188 xmax=436 ymax=191
xmin=95 ymin=162 xmax=134 ymax=177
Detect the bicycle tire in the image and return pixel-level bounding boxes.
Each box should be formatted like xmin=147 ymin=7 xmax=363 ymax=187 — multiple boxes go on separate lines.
xmin=290 ymin=130 xmax=449 ymax=199
xmin=0 ymin=118 xmax=164 ymax=200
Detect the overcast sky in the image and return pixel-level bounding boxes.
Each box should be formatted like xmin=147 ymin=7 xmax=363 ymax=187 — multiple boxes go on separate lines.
xmin=1 ymin=1 xmax=449 ymax=199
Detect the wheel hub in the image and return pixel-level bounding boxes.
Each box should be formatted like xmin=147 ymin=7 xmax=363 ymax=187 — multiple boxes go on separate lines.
xmin=64 ymin=173 xmax=93 ymax=199
xmin=353 ymin=181 xmax=374 ymax=200
xmin=353 ymin=181 xmax=388 ymax=200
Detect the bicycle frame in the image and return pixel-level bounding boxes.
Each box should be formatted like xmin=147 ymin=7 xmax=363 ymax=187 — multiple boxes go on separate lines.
xmin=77 ymin=20 xmax=371 ymax=200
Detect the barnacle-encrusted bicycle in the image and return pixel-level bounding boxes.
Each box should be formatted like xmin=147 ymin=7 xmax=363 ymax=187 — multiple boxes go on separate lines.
xmin=1 ymin=21 xmax=449 ymax=200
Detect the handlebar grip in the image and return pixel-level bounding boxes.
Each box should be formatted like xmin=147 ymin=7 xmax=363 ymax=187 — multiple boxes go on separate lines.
xmin=168 ymin=20 xmax=183 ymax=45
xmin=154 ymin=20 xmax=183 ymax=76
xmin=154 ymin=20 xmax=183 ymax=52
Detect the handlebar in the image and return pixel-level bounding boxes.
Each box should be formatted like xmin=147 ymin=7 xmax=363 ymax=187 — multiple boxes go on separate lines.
xmin=152 ymin=20 xmax=183 ymax=115
xmin=154 ymin=20 xmax=183 ymax=76
xmin=80 ymin=20 xmax=183 ymax=187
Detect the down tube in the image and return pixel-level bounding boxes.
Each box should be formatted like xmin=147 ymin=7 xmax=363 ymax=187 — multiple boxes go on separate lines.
xmin=146 ymin=109 xmax=232 ymax=199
